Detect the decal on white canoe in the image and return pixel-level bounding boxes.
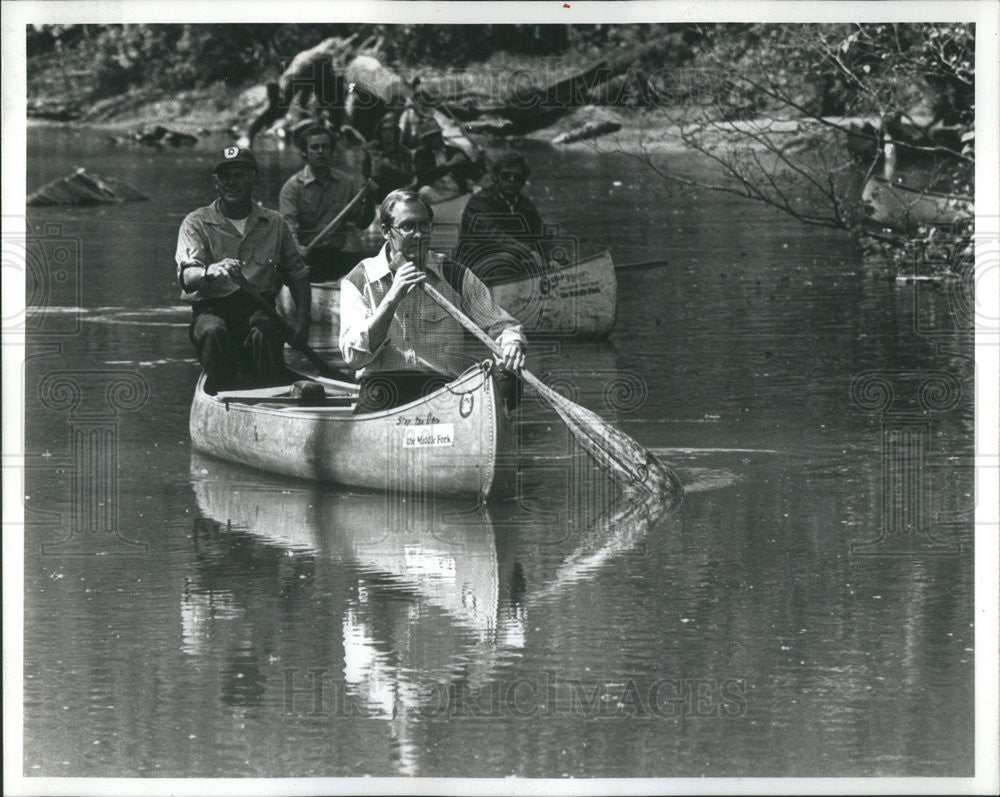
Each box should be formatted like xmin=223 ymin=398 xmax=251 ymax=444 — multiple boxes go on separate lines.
xmin=539 ymin=271 xmax=603 ymax=299
xmin=402 ymin=422 xmax=455 ymax=448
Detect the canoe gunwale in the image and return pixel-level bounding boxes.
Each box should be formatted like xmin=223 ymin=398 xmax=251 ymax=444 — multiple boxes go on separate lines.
xmin=866 ymin=174 xmax=973 ymax=204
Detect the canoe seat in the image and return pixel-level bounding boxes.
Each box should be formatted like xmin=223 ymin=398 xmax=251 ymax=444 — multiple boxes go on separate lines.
xmin=217 ymin=379 xmax=357 ymax=409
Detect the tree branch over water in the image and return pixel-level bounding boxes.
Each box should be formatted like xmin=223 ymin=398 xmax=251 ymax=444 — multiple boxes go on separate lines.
xmin=616 ymin=23 xmax=974 ymax=270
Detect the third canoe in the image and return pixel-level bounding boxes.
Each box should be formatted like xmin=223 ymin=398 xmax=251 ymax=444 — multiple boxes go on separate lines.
xmin=289 ymin=250 xmax=617 ymax=338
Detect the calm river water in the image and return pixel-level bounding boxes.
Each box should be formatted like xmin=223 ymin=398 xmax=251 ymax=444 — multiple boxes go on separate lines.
xmin=22 ymin=126 xmax=974 ymax=778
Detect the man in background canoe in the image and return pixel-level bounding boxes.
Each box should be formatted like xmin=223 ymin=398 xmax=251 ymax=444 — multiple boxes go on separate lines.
xmin=340 ymin=189 xmax=526 ymax=413
xmin=362 ymin=112 xmax=415 ymax=202
xmin=177 ymin=146 xmax=310 ymax=395
xmin=410 ymin=122 xmax=484 ymax=195
xmin=456 ymin=152 xmax=562 ymax=283
xmin=279 ymin=125 xmax=375 ymax=282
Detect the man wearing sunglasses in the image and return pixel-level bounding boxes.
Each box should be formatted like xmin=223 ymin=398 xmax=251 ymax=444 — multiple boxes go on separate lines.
xmin=456 ymin=152 xmax=555 ymax=283
xmin=340 ymin=189 xmax=526 ymax=413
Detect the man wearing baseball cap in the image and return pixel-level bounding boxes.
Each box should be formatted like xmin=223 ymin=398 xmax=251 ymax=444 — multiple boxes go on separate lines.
xmin=176 ymin=145 xmax=310 ymax=394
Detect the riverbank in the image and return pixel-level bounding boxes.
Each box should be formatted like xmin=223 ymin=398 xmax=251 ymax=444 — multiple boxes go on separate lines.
xmin=28 ymin=42 xmax=864 ymax=158
xmin=28 ymin=80 xmax=868 ymax=160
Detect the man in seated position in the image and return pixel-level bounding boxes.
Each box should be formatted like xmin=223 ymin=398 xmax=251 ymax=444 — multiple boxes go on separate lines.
xmin=340 ymin=189 xmax=526 ymax=414
xmin=456 ymin=152 xmax=559 ymax=283
xmin=245 ymin=35 xmax=356 ymax=145
xmin=279 ymin=125 xmax=375 ymax=282
xmin=410 ymin=123 xmax=483 ymax=195
xmin=177 ymin=146 xmax=310 ymax=394
xmin=362 ymin=112 xmax=415 ymax=203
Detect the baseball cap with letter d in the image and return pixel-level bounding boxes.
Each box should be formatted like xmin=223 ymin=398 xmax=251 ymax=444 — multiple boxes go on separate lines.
xmin=213 ymin=145 xmax=258 ymax=174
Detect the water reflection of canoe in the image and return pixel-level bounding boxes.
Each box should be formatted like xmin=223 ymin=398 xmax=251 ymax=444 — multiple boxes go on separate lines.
xmin=189 ymin=362 xmax=514 ymax=498
xmin=862 ymin=175 xmax=972 ymax=229
xmin=189 ymin=453 xmax=525 ymax=772
xmin=290 ymin=250 xmax=617 ymax=339
xmin=189 ymin=453 xmax=502 ymax=637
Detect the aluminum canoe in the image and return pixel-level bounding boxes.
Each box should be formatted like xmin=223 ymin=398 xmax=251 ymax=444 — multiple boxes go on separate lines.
xmin=861 ymin=175 xmax=972 ymax=229
xmin=189 ymin=362 xmax=514 ymax=499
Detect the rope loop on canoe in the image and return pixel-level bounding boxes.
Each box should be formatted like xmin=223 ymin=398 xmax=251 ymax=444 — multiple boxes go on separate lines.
xmin=443 ymin=360 xmax=494 ymax=396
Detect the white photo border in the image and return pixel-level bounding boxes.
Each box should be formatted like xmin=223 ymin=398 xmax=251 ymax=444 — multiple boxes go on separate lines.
xmin=3 ymin=2 xmax=998 ymax=795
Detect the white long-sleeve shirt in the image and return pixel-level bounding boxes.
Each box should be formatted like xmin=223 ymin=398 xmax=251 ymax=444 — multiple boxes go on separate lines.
xmin=339 ymin=244 xmax=525 ymax=378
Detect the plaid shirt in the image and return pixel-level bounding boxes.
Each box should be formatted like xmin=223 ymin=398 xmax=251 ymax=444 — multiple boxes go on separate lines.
xmin=278 ymin=165 xmax=373 ymax=252
xmin=339 ymin=244 xmax=525 ymax=378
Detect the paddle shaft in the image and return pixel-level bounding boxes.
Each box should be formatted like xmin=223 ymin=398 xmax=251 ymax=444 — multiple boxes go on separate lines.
xmin=420 ymin=270 xmax=678 ymax=496
xmin=229 ymin=271 xmax=352 ymax=382
xmin=304 ymin=180 xmax=374 ymax=257
xmin=419 ymin=281 xmax=544 ymax=394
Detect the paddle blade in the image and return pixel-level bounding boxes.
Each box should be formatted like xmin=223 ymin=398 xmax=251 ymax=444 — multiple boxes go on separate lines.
xmin=526 ymin=374 xmax=682 ymax=500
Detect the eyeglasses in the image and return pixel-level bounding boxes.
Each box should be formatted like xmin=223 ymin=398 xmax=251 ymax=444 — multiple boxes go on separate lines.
xmin=497 ymin=171 xmax=526 ymax=183
xmin=390 ymin=221 xmax=432 ymax=236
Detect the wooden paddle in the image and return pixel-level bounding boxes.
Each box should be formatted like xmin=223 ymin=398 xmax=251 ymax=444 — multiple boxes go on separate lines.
xmin=229 ymin=270 xmax=353 ymax=383
xmin=304 ymin=179 xmax=376 ymax=257
xmin=418 ymin=279 xmax=681 ymax=498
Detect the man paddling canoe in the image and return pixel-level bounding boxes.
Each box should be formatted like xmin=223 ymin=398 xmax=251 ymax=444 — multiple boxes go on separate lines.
xmin=456 ymin=152 xmax=563 ymax=283
xmin=279 ymin=125 xmax=376 ymax=282
xmin=410 ymin=121 xmax=484 ymax=195
xmin=361 ymin=112 xmax=416 ymax=202
xmin=177 ymin=146 xmax=310 ymax=395
xmin=340 ymin=189 xmax=526 ymax=413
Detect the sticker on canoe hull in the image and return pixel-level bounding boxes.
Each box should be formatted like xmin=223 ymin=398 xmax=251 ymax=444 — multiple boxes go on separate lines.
xmin=402 ymin=422 xmax=455 ymax=448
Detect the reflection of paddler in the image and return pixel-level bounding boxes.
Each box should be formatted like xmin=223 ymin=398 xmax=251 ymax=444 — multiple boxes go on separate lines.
xmin=189 ymin=451 xmax=528 ymax=739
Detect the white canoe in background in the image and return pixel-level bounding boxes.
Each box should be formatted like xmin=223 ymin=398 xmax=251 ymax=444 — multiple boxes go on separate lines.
xmin=283 ymin=250 xmax=617 ymax=338
xmin=489 ymin=250 xmax=616 ymax=338
xmin=189 ymin=362 xmax=514 ymax=499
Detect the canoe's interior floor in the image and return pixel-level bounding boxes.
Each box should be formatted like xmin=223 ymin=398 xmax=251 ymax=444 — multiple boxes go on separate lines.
xmin=212 ymin=368 xmax=358 ymax=409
